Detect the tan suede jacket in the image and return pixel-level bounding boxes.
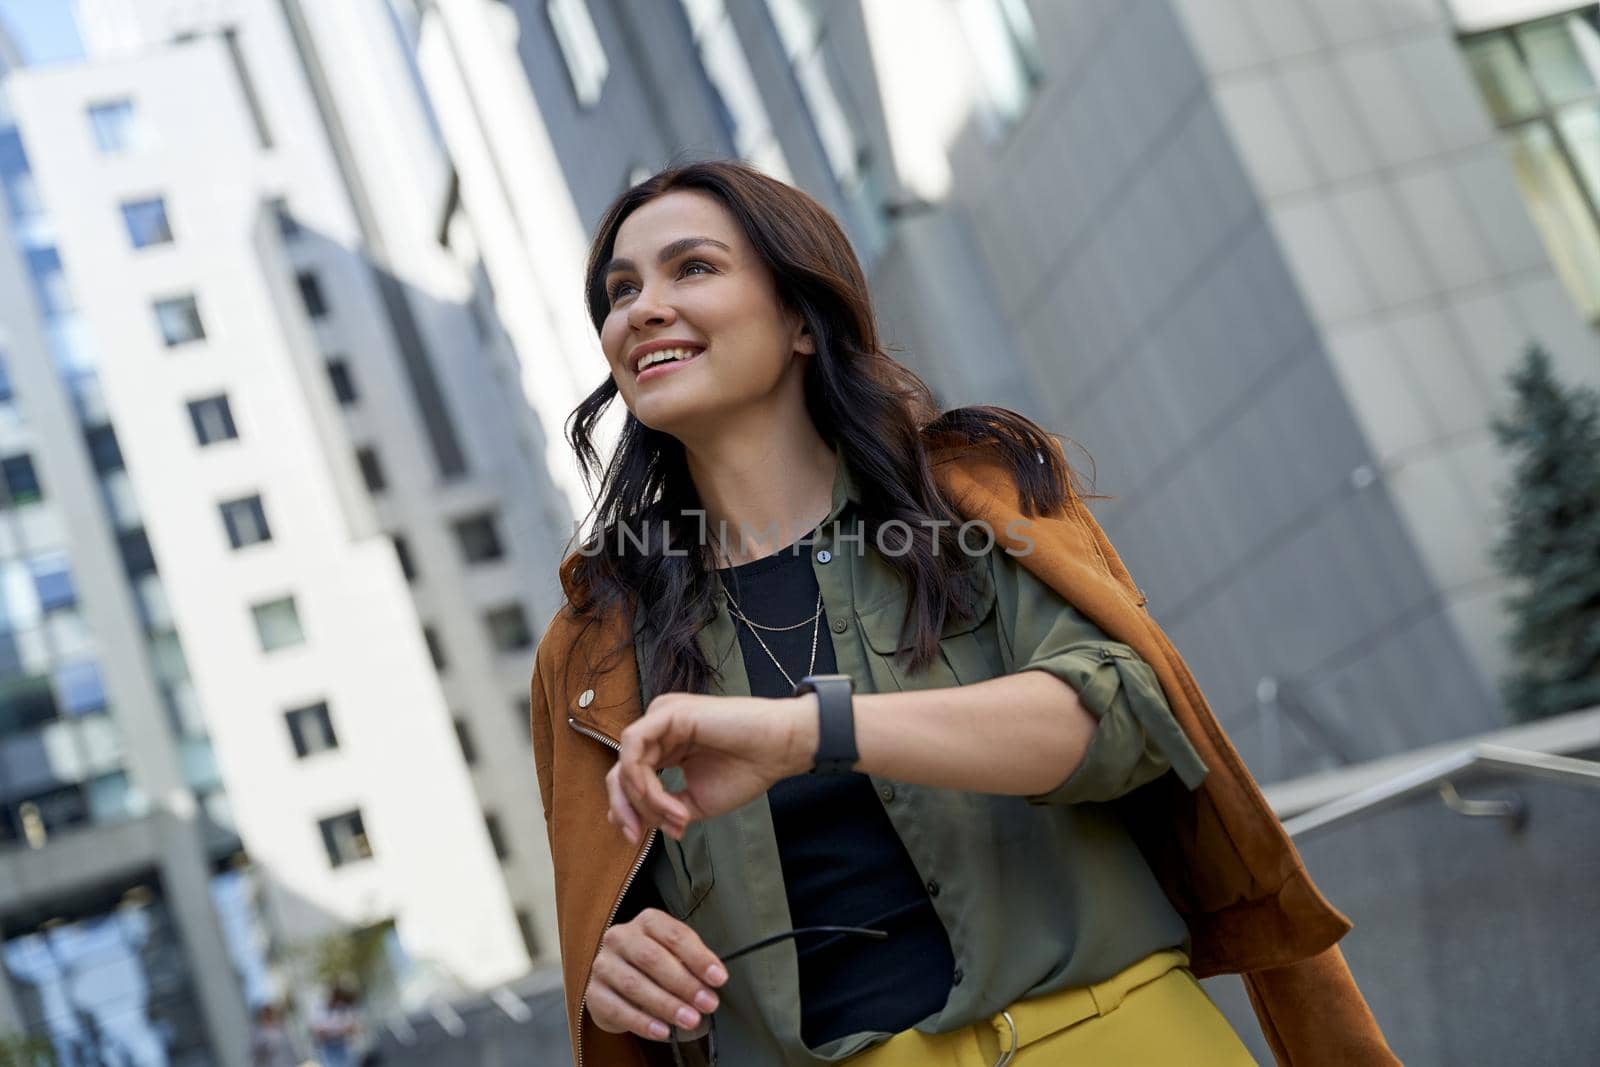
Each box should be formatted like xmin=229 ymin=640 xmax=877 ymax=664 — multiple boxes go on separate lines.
xmin=529 ymin=436 xmax=1401 ymax=1067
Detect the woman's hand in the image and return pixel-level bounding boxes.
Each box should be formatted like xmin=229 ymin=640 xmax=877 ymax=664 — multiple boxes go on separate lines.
xmin=588 ymin=908 xmax=729 ymax=1042
xmin=607 ymin=692 xmax=818 ymax=842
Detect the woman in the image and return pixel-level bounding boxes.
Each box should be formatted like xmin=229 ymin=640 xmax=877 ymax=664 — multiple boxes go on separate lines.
xmin=530 ymin=160 xmax=1397 ymax=1066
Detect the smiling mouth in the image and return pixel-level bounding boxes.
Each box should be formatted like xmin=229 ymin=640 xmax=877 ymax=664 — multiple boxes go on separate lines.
xmin=635 ymin=346 xmax=705 ymax=379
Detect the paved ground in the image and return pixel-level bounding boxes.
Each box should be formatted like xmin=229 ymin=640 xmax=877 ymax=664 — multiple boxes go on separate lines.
xmin=369 ymin=968 xmax=572 ymax=1066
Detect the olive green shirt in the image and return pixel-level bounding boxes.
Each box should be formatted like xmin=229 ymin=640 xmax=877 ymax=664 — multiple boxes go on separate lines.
xmin=633 ymin=451 xmax=1210 ymax=1065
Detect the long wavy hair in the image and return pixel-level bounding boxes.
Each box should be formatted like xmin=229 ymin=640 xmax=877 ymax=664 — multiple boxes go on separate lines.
xmin=563 ymin=159 xmax=1085 ymax=700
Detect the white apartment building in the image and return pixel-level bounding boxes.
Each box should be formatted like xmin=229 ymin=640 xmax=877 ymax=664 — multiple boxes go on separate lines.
xmin=0 ymin=1 xmax=574 ymax=1061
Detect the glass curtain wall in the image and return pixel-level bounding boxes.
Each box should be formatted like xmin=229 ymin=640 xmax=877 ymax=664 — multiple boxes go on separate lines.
xmin=2 ymin=878 xmax=213 ymax=1067
xmin=1464 ymin=6 xmax=1600 ymax=319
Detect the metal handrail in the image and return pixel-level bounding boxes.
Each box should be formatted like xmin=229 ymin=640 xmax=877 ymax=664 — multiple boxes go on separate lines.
xmin=1282 ymin=743 xmax=1600 ymax=840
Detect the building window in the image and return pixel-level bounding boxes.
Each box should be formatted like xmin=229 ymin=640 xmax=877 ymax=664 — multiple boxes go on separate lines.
xmin=87 ymin=99 xmax=142 ymax=153
xmin=286 ymin=701 xmax=338 ymax=757
xmin=84 ymin=424 xmax=124 ymax=474
xmin=326 ymin=358 xmax=357 ymax=405
xmin=1464 ymin=8 xmax=1600 ymax=319
xmin=119 ymin=528 xmax=158 ymax=578
xmin=679 ymin=0 xmax=791 ymax=179
xmin=765 ymin=0 xmax=865 ymax=189
xmin=762 ymin=0 xmax=885 ymax=257
xmin=547 ymin=0 xmax=609 ymax=107
xmin=12 ymin=787 xmax=92 ymax=843
xmin=0 ymin=676 xmax=59 ymax=735
xmin=423 ymin=625 xmax=447 ymax=671
xmin=391 ymin=534 xmax=417 ymax=582
xmin=318 ymin=809 xmax=373 ymax=867
xmin=48 ymin=313 xmax=97 ymax=377
xmin=296 ymin=270 xmax=329 ymax=319
xmin=252 ymin=596 xmax=305 ymax=652
xmin=956 ymin=0 xmax=1043 ymax=132
xmin=0 ymin=352 xmax=12 ymax=404
xmin=484 ymin=812 xmax=510 ymax=859
xmin=220 ymin=494 xmax=272 ymax=549
xmin=29 ymin=552 xmax=76 ymax=613
xmin=0 ymin=453 xmax=42 ymax=507
xmin=515 ymin=908 xmax=540 ymax=958
xmin=25 ymin=248 xmax=73 ymax=316
xmin=452 ymin=512 xmax=504 ymax=564
xmin=121 ymin=197 xmax=174 ymax=248
xmin=486 ymin=604 xmax=533 ymax=653
xmin=26 ymin=253 xmax=72 ymax=319
xmin=54 ymin=660 xmax=108 ymax=717
xmin=188 ymin=394 xmax=239 ymax=446
xmin=154 ymin=295 xmax=206 ymax=346
xmin=454 ymin=717 xmax=477 ymax=765
xmin=0 ymin=130 xmax=42 ymax=222
xmin=356 ymin=447 xmax=386 ymax=492
xmin=270 ymin=196 xmax=300 ymax=239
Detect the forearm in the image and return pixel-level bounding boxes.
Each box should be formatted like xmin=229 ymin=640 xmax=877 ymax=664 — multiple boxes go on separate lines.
xmin=795 ymin=669 xmax=1099 ymax=795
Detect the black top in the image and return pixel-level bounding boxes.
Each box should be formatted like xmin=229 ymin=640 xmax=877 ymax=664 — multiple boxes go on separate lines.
xmin=714 ymin=538 xmax=954 ymax=1047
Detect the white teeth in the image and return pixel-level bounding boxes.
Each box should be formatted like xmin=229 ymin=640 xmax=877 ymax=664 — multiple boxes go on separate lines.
xmin=638 ymin=347 xmax=700 ymax=371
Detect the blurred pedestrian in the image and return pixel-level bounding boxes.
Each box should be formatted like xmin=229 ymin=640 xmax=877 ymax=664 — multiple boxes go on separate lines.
xmin=308 ymin=987 xmax=363 ymax=1067
xmin=529 ymin=158 xmax=1399 ymax=1066
xmin=248 ymin=1001 xmax=299 ymax=1067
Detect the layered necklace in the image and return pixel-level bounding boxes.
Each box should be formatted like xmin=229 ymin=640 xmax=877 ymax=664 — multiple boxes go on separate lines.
xmin=723 ymin=585 xmax=823 ymax=691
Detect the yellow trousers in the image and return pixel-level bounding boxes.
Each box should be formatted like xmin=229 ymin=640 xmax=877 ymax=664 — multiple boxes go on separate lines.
xmin=848 ymin=948 xmax=1257 ymax=1066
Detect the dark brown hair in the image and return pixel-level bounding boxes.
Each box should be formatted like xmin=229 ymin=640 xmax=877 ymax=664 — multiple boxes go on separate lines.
xmin=563 ymin=159 xmax=1081 ymax=700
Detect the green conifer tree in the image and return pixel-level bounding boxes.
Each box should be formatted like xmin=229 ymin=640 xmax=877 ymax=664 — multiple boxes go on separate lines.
xmin=1490 ymin=343 xmax=1600 ymax=721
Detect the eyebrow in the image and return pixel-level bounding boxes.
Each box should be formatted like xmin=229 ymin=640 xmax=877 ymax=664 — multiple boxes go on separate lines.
xmin=602 ymin=236 xmax=732 ymax=278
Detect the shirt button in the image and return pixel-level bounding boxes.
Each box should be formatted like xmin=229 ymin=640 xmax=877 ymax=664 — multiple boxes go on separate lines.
xmin=831 ymin=618 xmax=848 ymax=634
xmin=952 ymin=968 xmax=964 ymax=986
xmin=816 ymin=549 xmax=832 ymax=563
xmin=925 ymin=879 xmax=940 ymax=898
xmin=577 ymin=688 xmax=595 ymax=708
xmin=878 ymin=784 xmax=895 ymax=803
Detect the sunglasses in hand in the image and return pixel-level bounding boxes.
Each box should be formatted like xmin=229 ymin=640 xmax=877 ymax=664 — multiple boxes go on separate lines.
xmin=668 ymin=924 xmax=889 ymax=1067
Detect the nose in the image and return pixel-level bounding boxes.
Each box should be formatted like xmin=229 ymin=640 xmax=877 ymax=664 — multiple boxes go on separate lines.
xmin=626 ymin=280 xmax=678 ymax=332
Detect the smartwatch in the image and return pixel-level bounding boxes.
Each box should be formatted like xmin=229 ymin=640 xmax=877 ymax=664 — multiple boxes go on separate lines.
xmin=791 ymin=674 xmax=857 ymax=775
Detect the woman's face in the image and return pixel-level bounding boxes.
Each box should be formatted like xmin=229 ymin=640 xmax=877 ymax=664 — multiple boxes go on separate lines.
xmin=598 ymin=189 xmax=813 ymax=438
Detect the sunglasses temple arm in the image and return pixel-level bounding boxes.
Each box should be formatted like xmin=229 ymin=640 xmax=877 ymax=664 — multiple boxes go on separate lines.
xmin=721 ymin=924 xmax=888 ymax=964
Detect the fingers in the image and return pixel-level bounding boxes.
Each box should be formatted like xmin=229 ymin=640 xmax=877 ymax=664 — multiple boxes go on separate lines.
xmin=587 ymin=975 xmax=674 ymax=1041
xmin=640 ymin=909 xmax=728 ymax=989
xmin=617 ymin=717 xmax=693 ymax=837
xmin=587 ymin=910 xmax=728 ymax=1043
xmin=590 ymin=953 xmax=698 ymax=1040
xmin=604 ymin=763 xmax=641 ymax=845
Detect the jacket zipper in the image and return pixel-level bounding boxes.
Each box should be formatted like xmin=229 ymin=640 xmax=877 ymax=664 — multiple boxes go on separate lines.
xmin=568 ymin=715 xmax=657 ymax=1067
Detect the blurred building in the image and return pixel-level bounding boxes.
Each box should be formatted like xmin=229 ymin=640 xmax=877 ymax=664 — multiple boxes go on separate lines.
xmin=0 ymin=0 xmax=574 ymax=1062
xmin=411 ymin=0 xmax=1600 ymax=791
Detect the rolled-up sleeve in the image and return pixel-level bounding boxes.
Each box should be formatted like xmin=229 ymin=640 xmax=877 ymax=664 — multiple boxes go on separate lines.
xmin=989 ymin=548 xmax=1209 ymax=805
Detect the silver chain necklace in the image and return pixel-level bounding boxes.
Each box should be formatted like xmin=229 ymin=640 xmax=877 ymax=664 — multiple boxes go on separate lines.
xmin=724 ymin=588 xmax=822 ymax=691
xmin=726 ymin=596 xmax=822 ymax=632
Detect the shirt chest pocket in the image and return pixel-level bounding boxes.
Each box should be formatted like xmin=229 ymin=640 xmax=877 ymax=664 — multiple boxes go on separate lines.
xmin=657 ymin=765 xmax=716 ymax=918
xmin=856 ymin=570 xmax=1002 ymax=691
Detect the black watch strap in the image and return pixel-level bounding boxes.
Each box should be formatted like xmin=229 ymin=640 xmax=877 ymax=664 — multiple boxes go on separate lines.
xmin=792 ymin=674 xmax=857 ymax=775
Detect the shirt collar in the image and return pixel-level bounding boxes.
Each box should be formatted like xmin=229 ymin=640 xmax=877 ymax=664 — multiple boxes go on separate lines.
xmin=824 ymin=446 xmax=863 ymax=526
